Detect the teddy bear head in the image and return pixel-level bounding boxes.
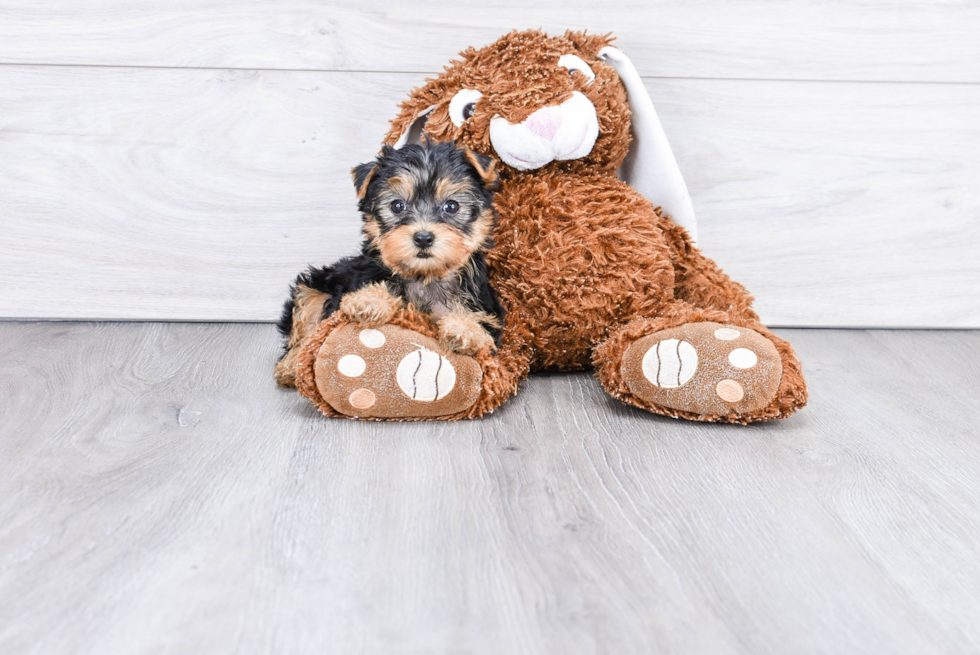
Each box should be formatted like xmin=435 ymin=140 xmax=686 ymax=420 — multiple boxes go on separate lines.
xmin=382 ymin=29 xmax=701 ymax=242
xmin=383 ymin=29 xmax=632 ymax=176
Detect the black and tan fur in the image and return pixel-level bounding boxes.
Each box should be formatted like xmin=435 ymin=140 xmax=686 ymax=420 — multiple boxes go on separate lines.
xmin=275 ymin=141 xmax=505 ymax=387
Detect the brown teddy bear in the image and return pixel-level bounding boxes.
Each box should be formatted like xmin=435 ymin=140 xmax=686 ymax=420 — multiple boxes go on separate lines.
xmin=283 ymin=29 xmax=807 ymax=424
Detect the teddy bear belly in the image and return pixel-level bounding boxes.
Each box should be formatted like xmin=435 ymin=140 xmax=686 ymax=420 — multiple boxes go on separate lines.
xmin=492 ymin=263 xmax=669 ymax=371
xmin=488 ymin=173 xmax=676 ymax=370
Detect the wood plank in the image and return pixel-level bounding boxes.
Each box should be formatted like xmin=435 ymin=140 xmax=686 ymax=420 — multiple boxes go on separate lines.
xmin=0 ymin=65 xmax=403 ymax=322
xmin=1 ymin=322 xmax=979 ymax=653
xmin=1 ymin=65 xmax=977 ymax=327
xmin=665 ymin=78 xmax=980 ymax=328
xmin=1 ymin=1 xmax=979 ymax=83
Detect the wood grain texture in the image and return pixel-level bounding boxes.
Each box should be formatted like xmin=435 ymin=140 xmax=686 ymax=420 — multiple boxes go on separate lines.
xmin=1 ymin=322 xmax=979 ymax=654
xmin=1 ymin=65 xmax=977 ymax=326
xmin=668 ymin=79 xmax=980 ymax=328
xmin=1 ymin=1 xmax=979 ymax=83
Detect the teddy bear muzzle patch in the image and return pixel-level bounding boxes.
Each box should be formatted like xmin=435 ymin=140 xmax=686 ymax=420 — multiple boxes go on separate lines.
xmin=488 ymin=91 xmax=599 ymax=170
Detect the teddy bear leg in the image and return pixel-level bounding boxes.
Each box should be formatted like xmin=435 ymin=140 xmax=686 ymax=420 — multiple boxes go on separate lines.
xmin=593 ymin=303 xmax=807 ymax=424
xmin=658 ymin=212 xmax=761 ymax=321
xmin=293 ymin=308 xmax=533 ymax=421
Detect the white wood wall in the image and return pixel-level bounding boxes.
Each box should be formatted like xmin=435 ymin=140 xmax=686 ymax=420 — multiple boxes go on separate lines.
xmin=1 ymin=1 xmax=978 ymax=327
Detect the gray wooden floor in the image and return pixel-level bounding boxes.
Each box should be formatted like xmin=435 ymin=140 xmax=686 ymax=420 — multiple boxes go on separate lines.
xmin=1 ymin=322 xmax=979 ymax=654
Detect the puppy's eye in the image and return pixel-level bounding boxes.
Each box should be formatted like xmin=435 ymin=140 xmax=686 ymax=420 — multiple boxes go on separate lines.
xmin=390 ymin=200 xmax=406 ymax=214
xmin=443 ymin=199 xmax=460 ymax=215
xmin=449 ymin=89 xmax=484 ymax=127
xmin=558 ymin=54 xmax=595 ymax=85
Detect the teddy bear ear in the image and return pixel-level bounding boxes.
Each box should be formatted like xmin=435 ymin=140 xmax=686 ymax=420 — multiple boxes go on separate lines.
xmin=462 ymin=148 xmax=498 ymax=188
xmin=351 ymin=161 xmax=379 ymax=199
xmin=384 ymin=98 xmax=437 ymax=149
xmin=599 ymin=46 xmax=699 ymax=244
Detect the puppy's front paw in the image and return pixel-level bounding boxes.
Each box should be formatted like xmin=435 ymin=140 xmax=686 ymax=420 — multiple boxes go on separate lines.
xmin=438 ymin=313 xmax=495 ymax=356
xmin=339 ymin=283 xmax=402 ymax=326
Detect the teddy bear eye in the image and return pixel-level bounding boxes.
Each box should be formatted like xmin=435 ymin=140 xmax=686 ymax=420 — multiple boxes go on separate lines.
xmin=558 ymin=54 xmax=595 ymax=85
xmin=449 ymin=88 xmax=484 ymax=127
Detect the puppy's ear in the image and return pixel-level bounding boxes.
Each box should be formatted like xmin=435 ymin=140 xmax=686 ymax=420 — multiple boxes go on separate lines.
xmin=463 ymin=149 xmax=498 ymax=189
xmin=351 ymin=162 xmax=379 ymax=199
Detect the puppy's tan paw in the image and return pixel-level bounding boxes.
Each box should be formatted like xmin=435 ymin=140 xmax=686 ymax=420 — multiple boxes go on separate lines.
xmin=274 ymin=348 xmax=300 ymax=388
xmin=275 ymin=284 xmax=329 ymax=388
xmin=339 ymin=283 xmax=402 ymax=326
xmin=438 ymin=312 xmax=495 ymax=355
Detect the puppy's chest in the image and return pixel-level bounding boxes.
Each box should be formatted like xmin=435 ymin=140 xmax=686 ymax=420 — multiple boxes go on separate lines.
xmin=402 ymin=278 xmax=462 ymax=318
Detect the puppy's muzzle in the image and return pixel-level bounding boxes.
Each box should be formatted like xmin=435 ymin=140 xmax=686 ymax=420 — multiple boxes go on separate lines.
xmin=413 ymin=230 xmax=435 ymax=255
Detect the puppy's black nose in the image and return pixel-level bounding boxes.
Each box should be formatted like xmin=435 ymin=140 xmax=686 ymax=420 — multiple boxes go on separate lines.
xmin=413 ymin=231 xmax=435 ymax=248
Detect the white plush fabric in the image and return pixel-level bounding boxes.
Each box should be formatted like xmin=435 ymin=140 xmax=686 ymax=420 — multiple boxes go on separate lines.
xmin=488 ymin=91 xmax=599 ymax=171
xmin=448 ymin=89 xmax=484 ymax=127
xmin=557 ymin=54 xmax=595 ymax=84
xmin=598 ymin=46 xmax=698 ymax=243
xmin=392 ymin=105 xmax=435 ymax=149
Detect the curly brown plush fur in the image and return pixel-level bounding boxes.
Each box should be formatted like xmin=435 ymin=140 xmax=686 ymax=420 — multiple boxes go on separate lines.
xmin=292 ymin=29 xmax=807 ymax=423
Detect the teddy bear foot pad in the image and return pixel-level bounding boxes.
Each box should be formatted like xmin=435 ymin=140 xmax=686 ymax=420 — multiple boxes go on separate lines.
xmin=314 ymin=323 xmax=483 ymax=418
xmin=621 ymin=322 xmax=782 ymax=417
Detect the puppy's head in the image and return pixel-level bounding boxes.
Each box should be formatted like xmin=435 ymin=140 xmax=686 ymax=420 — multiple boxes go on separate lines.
xmin=352 ymin=141 xmax=498 ymax=280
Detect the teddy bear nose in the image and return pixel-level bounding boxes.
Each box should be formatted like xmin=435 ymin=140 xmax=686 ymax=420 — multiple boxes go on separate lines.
xmin=413 ymin=231 xmax=435 ymax=248
xmin=524 ymin=105 xmax=564 ymax=141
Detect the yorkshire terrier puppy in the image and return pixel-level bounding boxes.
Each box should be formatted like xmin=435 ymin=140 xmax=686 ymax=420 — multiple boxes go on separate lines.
xmin=275 ymin=141 xmax=505 ymax=387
